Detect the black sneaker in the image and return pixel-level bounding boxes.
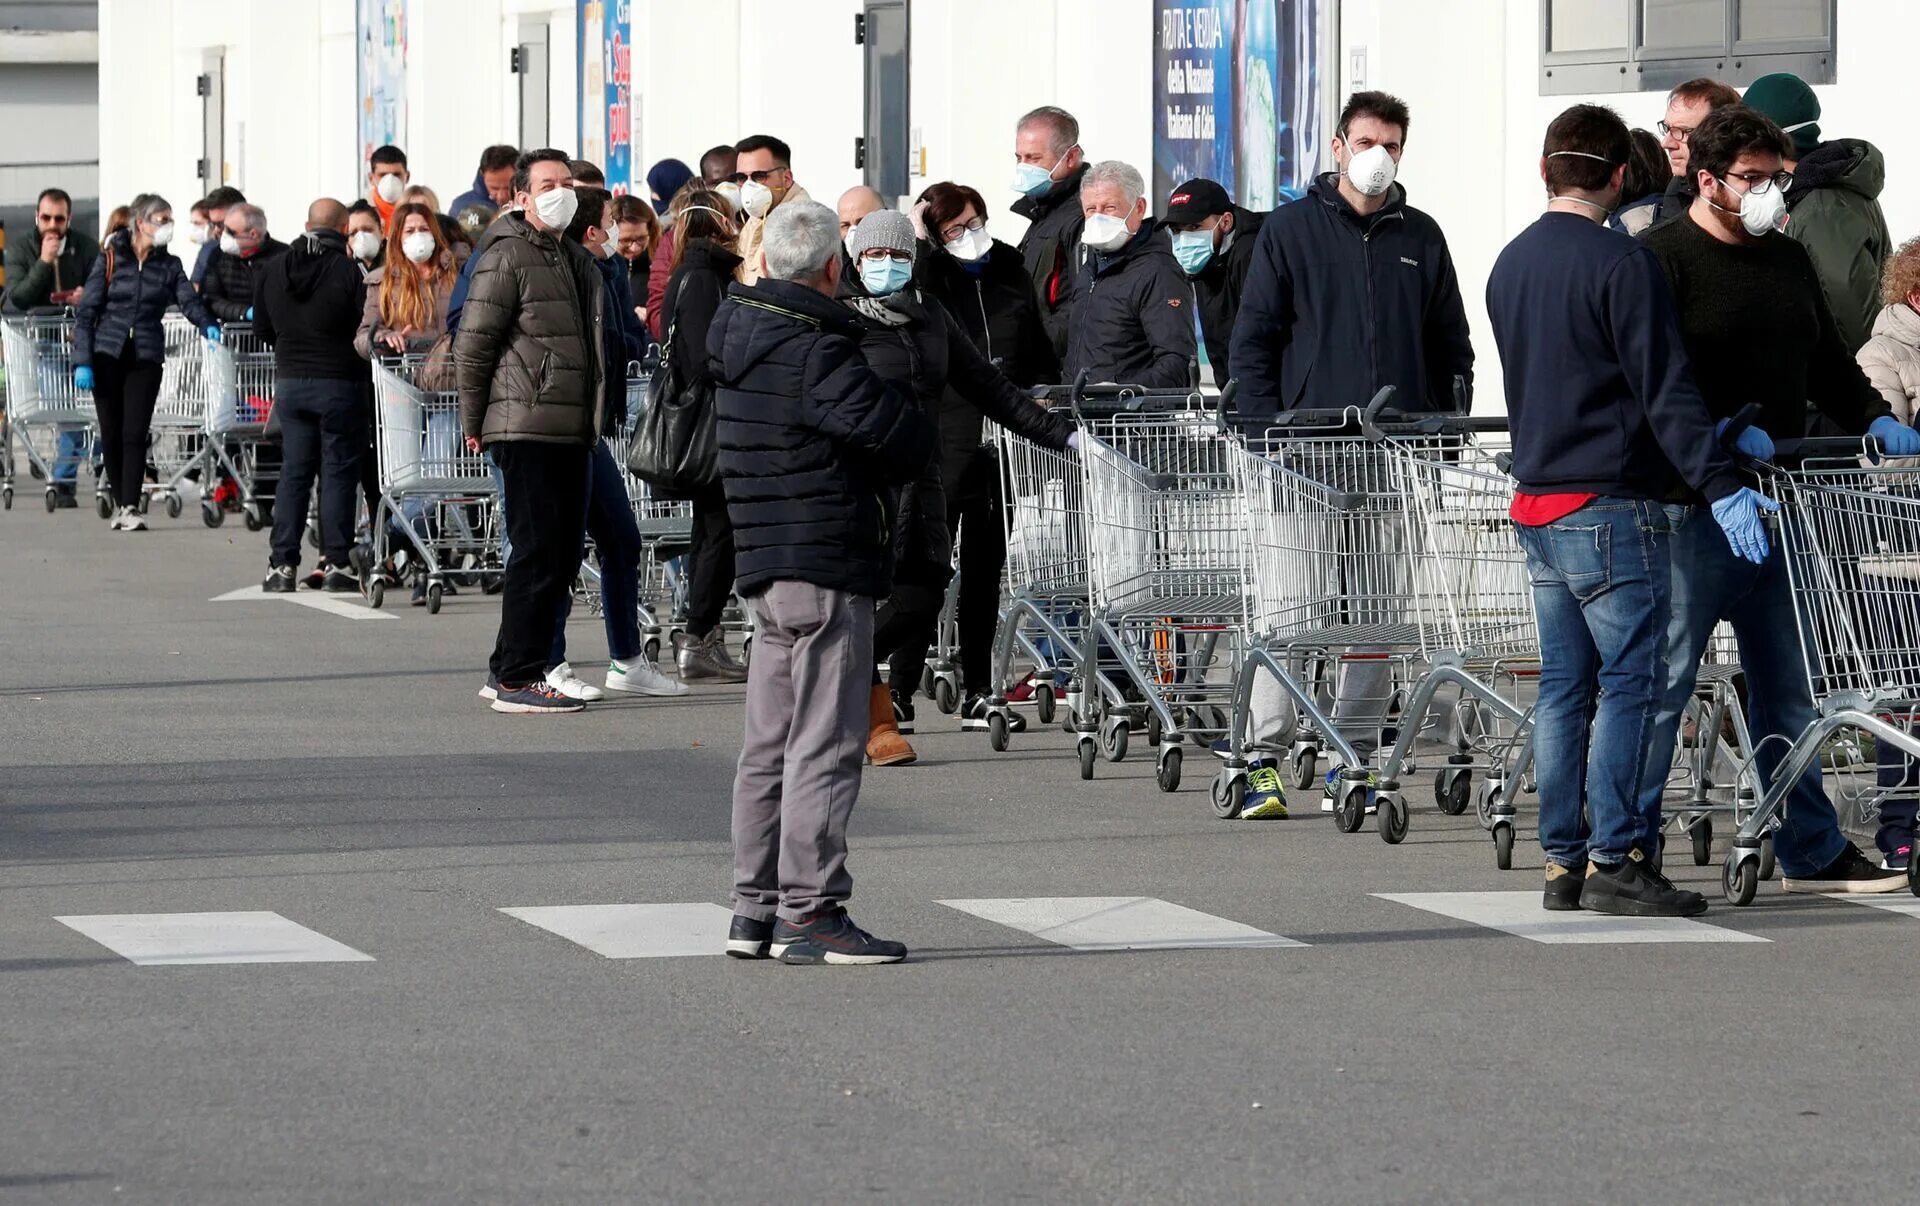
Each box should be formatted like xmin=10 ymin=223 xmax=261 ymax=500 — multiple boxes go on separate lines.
xmin=726 ymin=915 xmax=774 ymax=959
xmin=489 ymin=682 xmax=585 ymax=714
xmin=891 ymin=692 xmax=916 ymax=736
xmin=1783 ymin=841 xmax=1907 ymax=895
xmin=322 ymin=567 xmax=361 ymax=593
xmin=960 ymin=693 xmax=1026 ymax=733
xmin=771 ymin=909 xmax=907 ymax=965
xmin=1543 ymin=860 xmax=1585 ymax=912
xmin=1581 ymin=851 xmax=1709 ymax=916
xmin=262 ymin=565 xmax=297 ymax=593
xmin=51 ymin=489 xmax=78 ymax=509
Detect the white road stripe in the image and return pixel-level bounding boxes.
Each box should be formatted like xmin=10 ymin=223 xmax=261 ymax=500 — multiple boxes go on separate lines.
xmin=939 ymin=897 xmax=1306 ymax=951
xmin=56 ymin=911 xmax=376 ymax=965
xmin=1375 ymin=892 xmax=1769 ymax=944
xmin=500 ymin=903 xmax=733 ymax=959
xmin=211 ymin=585 xmax=396 ymax=621
xmin=1827 ymin=894 xmax=1920 ymax=918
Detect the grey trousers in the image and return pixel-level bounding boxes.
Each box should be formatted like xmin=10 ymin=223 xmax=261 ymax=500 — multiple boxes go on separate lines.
xmin=731 ymin=580 xmax=875 ymax=922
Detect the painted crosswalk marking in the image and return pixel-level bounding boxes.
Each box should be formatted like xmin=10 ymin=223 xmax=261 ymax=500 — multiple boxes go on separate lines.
xmin=938 ymin=897 xmax=1306 ymax=951
xmin=211 ymin=585 xmax=396 ymax=621
xmin=56 ymin=911 xmax=377 ymax=965
xmin=500 ymin=903 xmax=734 ymax=959
xmin=1827 ymin=894 xmax=1920 ymax=919
xmin=1374 ymin=892 xmax=1769 ymax=944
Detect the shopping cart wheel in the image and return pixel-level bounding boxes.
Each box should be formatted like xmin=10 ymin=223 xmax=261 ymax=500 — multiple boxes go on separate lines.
xmin=933 ymin=675 xmax=959 ymax=715
xmin=1758 ymin=834 xmax=1776 ymax=882
xmin=1146 ymin=712 xmax=1163 ymax=748
xmin=920 ymin=665 xmax=936 ymax=699
xmin=1492 ymin=821 xmax=1515 ymax=870
xmin=1078 ymin=737 xmax=1097 ymax=781
xmin=1722 ymin=852 xmax=1758 ymax=906
xmin=1333 ymin=781 xmax=1367 ymax=834
xmin=243 ymin=504 xmax=265 ymax=532
xmin=426 ymin=582 xmax=444 ymax=615
xmin=201 ymin=500 xmax=225 ymax=528
xmin=92 ymin=491 xmax=110 ymax=518
xmin=988 ymin=711 xmax=1010 ymax=752
xmin=1035 ymin=684 xmax=1056 ymax=726
xmin=367 ymin=578 xmax=386 ymax=609
xmin=1289 ymin=746 xmax=1319 ymax=791
xmin=1156 ymin=746 xmax=1182 ymax=793
xmin=1689 ymin=816 xmax=1713 ymax=866
xmin=165 ymin=493 xmax=183 ymax=519
xmin=644 ymin=636 xmax=662 ymax=664
xmin=1377 ymin=792 xmax=1409 ymax=844
xmin=1210 ymin=771 xmax=1244 ymax=819
xmin=1435 ymin=769 xmax=1472 ymax=816
xmin=1101 ymin=716 xmax=1130 ymax=763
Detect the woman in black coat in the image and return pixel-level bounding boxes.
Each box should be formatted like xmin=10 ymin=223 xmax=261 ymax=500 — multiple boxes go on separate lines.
xmin=659 ymin=190 xmax=749 ymax=683
xmin=73 ymin=193 xmax=218 ymax=530
xmin=841 ymin=207 xmax=1072 ymax=764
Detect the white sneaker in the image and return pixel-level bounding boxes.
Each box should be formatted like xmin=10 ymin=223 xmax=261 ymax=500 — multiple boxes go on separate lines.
xmin=108 ymin=506 xmax=130 ymax=530
xmin=121 ymin=505 xmax=147 ymax=531
xmin=605 ymin=657 xmax=690 ymax=697
xmin=546 ymin=662 xmax=606 ymax=702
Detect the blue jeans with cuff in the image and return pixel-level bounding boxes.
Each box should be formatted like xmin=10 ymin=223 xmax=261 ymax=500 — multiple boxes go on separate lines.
xmin=550 ymin=438 xmax=643 ymax=666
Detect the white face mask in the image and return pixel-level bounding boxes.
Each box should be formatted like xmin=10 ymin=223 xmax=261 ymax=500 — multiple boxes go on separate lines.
xmin=1082 ymin=212 xmax=1130 ymax=253
xmin=184 ymin=224 xmax=206 ymax=246
xmin=531 ymin=185 xmax=579 ymax=232
xmin=401 ymin=231 xmax=436 ymax=264
xmin=219 ymin=232 xmax=241 ymax=256
xmin=349 ymin=230 xmax=382 ymax=261
xmin=739 ymin=180 xmax=775 ymax=219
xmin=713 ymin=181 xmax=743 ymax=212
xmin=945 ymin=226 xmax=991 ymax=262
xmin=375 ymin=173 xmax=405 ymax=204
xmin=1714 ymin=177 xmax=1789 ymax=237
xmin=1344 ymin=143 xmax=1397 ymax=197
xmin=150 ymin=222 xmax=174 ymax=247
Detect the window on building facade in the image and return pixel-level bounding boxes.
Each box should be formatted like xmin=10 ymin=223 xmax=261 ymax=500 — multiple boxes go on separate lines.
xmin=1541 ymin=0 xmax=1835 ymax=95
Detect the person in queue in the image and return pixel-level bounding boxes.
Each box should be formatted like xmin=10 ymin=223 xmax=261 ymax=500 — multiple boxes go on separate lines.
xmin=841 ymin=209 xmax=1075 ymax=766
xmin=648 ymin=144 xmax=741 ymax=343
xmin=368 ymin=144 xmax=409 ymax=231
xmin=607 ymin=194 xmax=659 ymax=328
xmin=1062 ymin=159 xmax=1194 ymax=389
xmin=1608 ymin=128 xmax=1670 ymax=236
xmin=72 ymin=193 xmax=218 ymax=531
xmin=1633 ymin=78 xmax=1741 ymax=235
xmin=645 ymin=158 xmax=694 ymax=216
xmin=1637 ymin=104 xmax=1913 ymax=894
xmin=1011 ymin=105 xmax=1088 ymax=358
xmin=449 ymin=144 xmax=519 ymax=215
xmin=191 ymin=185 xmax=247 ymax=288
xmin=6 ymin=187 xmax=101 ymax=507
xmin=201 ymin=203 xmax=285 ymax=322
xmin=908 ymin=180 xmax=1062 ymax=729
xmin=254 ymin=198 xmax=368 ymax=595
xmin=837 ymin=185 xmax=884 ymax=257
xmin=455 ymin=149 xmax=604 ymax=715
xmin=346 ymin=200 xmax=384 ymax=271
xmin=1161 ymin=177 xmax=1264 ymax=386
xmin=660 ymin=189 xmax=750 ymax=685
xmin=731 ymin=134 xmax=811 ymax=287
xmin=708 ymin=199 xmax=935 ymax=964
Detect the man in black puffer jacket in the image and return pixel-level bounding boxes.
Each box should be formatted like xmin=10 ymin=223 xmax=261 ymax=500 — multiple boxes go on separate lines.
xmin=1011 ymin=106 xmax=1089 ymax=361
xmin=1063 ymin=160 xmax=1196 ymax=389
xmin=708 ymin=199 xmax=935 ymax=967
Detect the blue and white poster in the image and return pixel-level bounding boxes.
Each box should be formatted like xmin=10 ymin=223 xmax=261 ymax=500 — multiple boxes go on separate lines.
xmin=357 ymin=0 xmax=408 ymax=171
xmin=578 ymin=0 xmax=634 ymax=195
xmin=1153 ymin=0 xmax=1325 ymax=213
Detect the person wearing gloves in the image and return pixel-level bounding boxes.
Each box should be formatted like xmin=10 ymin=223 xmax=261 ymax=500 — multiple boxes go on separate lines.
xmin=729 ymin=134 xmax=812 ymax=288
xmin=1638 ymin=104 xmax=1911 ymax=895
xmin=1490 ymin=103 xmax=1772 ymax=916
xmin=840 ymin=208 xmax=1076 ymax=766
xmin=1162 ymin=177 xmax=1264 ymax=386
xmin=1062 ymin=159 xmax=1195 ymax=389
xmin=71 ymin=193 xmax=219 ymax=531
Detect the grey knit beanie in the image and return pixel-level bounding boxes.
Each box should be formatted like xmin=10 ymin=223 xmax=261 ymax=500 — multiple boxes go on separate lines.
xmin=848 ymin=209 xmax=916 ymax=260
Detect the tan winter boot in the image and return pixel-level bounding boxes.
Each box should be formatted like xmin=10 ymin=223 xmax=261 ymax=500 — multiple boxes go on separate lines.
xmin=867 ymin=683 xmax=918 ymax=766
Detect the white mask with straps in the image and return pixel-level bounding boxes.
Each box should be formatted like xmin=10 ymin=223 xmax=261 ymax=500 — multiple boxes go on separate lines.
xmin=1544 ymin=150 xmax=1618 ymax=216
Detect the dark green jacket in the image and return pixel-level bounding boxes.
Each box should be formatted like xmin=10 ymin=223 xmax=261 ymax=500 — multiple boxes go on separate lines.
xmin=1785 ymin=138 xmax=1891 ymax=354
xmin=4 ymin=227 xmax=99 ymax=311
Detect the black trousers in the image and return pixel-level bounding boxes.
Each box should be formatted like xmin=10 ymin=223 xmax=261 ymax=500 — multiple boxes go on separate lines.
xmin=91 ymin=351 xmax=163 ymax=509
xmin=885 ymin=448 xmax=1006 ymax=694
xmin=685 ymin=482 xmax=737 ymax=637
xmin=271 ymin=378 xmax=366 ymax=569
xmin=489 ymin=441 xmax=591 ymax=687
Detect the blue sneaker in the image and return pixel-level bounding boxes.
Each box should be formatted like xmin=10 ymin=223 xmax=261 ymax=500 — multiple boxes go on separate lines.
xmin=1240 ymin=762 xmax=1288 ymax=819
xmin=1321 ymin=767 xmax=1379 ymax=815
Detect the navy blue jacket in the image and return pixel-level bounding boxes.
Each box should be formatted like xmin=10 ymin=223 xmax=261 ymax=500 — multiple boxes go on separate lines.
xmin=448 ymin=170 xmax=492 ymax=219
xmin=1229 ymin=175 xmax=1473 ymax=422
xmin=707 ymin=277 xmax=937 ymax=599
xmin=1487 ymin=211 xmax=1740 ymax=505
xmin=594 ymin=252 xmax=649 ymax=432
xmin=73 ymin=231 xmax=216 ymax=366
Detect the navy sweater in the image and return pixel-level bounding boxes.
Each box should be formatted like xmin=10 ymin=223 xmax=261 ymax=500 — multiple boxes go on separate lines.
xmin=1486 ymin=212 xmax=1740 ymax=504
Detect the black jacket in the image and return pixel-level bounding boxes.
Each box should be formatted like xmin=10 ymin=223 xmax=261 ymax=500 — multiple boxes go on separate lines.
xmin=1064 ymin=226 xmax=1196 ymax=389
xmin=914 ymin=237 xmax=1061 ymax=390
xmin=594 ymin=252 xmax=648 ymax=433
xmin=254 ymin=229 xmax=367 ymax=381
xmin=72 ymin=231 xmax=216 ymax=366
xmin=707 ymin=277 xmax=936 ymax=600
xmin=1229 ymin=174 xmax=1474 ymax=423
xmin=663 ymin=238 xmax=744 ymax=399
xmin=1183 ymin=206 xmax=1265 ymax=382
xmin=1012 ymin=164 xmax=1087 ymax=360
xmin=203 ymin=236 xmax=288 ymax=321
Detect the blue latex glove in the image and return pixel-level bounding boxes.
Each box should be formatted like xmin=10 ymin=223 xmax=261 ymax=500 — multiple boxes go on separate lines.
xmin=1710 ymin=487 xmax=1781 ymax=565
xmin=1870 ymin=416 xmax=1920 ymax=458
xmin=1066 ymin=431 xmax=1082 ymax=453
xmin=244 ymin=306 xmax=254 ymax=322
xmin=73 ymin=365 xmax=93 ymax=391
xmin=204 ymin=323 xmax=222 ymax=344
xmin=1715 ymin=417 xmax=1773 ymax=462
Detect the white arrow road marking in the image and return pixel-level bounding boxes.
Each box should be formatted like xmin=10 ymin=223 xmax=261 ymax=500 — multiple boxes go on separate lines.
xmin=211 ymin=585 xmax=397 ymax=620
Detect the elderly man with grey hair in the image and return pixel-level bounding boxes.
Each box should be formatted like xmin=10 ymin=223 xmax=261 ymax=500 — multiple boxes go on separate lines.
xmin=201 ymin=200 xmax=286 ymax=322
xmin=707 ymin=199 xmax=936 ymax=965
xmin=1012 ymin=104 xmax=1089 ymax=356
xmin=1063 ymin=159 xmax=1195 ymax=388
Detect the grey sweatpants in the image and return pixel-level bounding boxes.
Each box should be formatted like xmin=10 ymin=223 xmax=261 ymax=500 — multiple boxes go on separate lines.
xmin=731 ymin=580 xmax=875 ymax=923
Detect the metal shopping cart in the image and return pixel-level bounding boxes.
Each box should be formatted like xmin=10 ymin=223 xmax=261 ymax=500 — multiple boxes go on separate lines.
xmin=0 ymin=311 xmax=98 ymax=512
xmin=601 ymin=363 xmax=702 ymax=663
xmin=194 ymin=321 xmax=277 ymax=530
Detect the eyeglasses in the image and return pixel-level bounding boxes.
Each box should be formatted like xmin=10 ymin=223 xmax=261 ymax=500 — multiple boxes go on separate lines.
xmin=724 ymin=168 xmax=788 ymax=185
xmin=939 ymin=218 xmax=985 ymax=243
xmin=1656 ymin=121 xmax=1694 ymax=141
xmin=1721 ymin=170 xmax=1794 ymax=195
xmin=859 ymin=248 xmax=912 ymax=263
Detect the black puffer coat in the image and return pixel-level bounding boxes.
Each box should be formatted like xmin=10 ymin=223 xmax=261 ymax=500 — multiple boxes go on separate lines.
xmin=1012 ymin=164 xmax=1087 ymax=359
xmin=1064 ymin=225 xmax=1196 ymax=389
xmin=72 ymin=230 xmax=216 ymax=365
xmin=202 ymin=236 xmax=287 ymax=321
xmin=454 ymin=212 xmax=606 ymax=446
xmin=707 ymin=277 xmax=935 ymax=600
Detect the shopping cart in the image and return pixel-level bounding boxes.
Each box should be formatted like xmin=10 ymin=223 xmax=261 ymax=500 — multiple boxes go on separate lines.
xmin=601 ymin=361 xmax=701 ymax=662
xmin=0 ymin=311 xmax=98 ymax=512
xmin=194 ymin=321 xmax=277 ymax=530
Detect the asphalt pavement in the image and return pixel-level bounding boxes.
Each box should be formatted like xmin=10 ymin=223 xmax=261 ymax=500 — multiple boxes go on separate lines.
xmin=1 ymin=501 xmax=1911 ymax=1205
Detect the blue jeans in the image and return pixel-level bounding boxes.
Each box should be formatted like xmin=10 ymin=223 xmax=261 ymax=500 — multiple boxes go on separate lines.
xmin=54 ymin=426 xmax=92 ymax=485
xmin=1636 ymin=507 xmax=1847 ymax=877
xmin=1514 ymin=499 xmax=1683 ymax=868
xmin=550 ymin=439 xmax=643 ymax=665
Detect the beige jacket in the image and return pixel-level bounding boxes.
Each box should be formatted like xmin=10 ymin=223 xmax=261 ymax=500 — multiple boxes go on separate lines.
xmin=1858 ymin=302 xmax=1920 ymax=425
xmin=733 ymin=183 xmax=813 ymax=287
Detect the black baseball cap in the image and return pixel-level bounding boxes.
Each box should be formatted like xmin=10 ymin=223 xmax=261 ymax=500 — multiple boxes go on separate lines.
xmin=1162 ymin=179 xmax=1232 ymax=226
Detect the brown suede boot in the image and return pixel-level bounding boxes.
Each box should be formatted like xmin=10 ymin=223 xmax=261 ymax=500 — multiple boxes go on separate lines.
xmin=867 ymin=683 xmax=918 ymax=766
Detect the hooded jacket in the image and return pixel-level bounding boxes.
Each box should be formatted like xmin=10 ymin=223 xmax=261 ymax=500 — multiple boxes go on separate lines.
xmin=203 ymin=235 xmax=288 ymax=322
xmin=1064 ymin=225 xmax=1197 ymax=390
xmin=706 ymin=276 xmax=936 ymax=599
xmin=1181 ymin=205 xmax=1266 ymax=382
xmin=1229 ymin=174 xmax=1474 ymax=423
xmin=254 ymin=228 xmax=367 ymax=381
xmin=72 ymin=230 xmax=216 ymax=366
xmin=1783 ymin=137 xmax=1891 ymax=353
xmin=448 ymin=169 xmax=494 ymax=219
xmin=454 ymin=211 xmax=606 ymax=447
xmin=1012 ymin=163 xmax=1087 ymax=359
xmin=3 ymin=226 xmax=98 ymax=312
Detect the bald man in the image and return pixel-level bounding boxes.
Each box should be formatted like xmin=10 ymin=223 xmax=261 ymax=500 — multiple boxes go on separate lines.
xmin=838 ymin=185 xmax=885 ymax=247
xmin=254 ymin=196 xmax=372 ymax=592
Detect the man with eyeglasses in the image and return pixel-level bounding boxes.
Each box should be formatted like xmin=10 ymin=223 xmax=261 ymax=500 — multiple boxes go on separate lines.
xmin=1636 ymin=104 xmax=1916 ymax=896
xmin=1619 ymin=78 xmax=1739 ymax=237
xmin=730 ymin=134 xmax=811 ymax=287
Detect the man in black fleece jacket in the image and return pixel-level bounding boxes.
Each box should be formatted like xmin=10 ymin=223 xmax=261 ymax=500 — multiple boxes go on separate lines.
xmin=253 ymin=198 xmax=368 ymax=593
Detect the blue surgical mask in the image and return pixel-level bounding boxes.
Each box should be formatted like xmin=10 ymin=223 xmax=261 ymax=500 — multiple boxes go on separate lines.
xmin=1011 ymin=161 xmax=1056 ymax=197
xmin=859 ymin=256 xmax=913 ymax=296
xmin=1171 ymin=230 xmax=1215 ymax=275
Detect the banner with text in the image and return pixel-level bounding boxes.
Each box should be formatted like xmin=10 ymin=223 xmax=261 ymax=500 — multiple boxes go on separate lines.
xmin=578 ymin=0 xmax=635 ymax=195
xmin=357 ymin=0 xmax=408 ymax=173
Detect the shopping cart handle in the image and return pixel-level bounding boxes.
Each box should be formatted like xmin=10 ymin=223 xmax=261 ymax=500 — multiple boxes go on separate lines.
xmin=1768 ymin=435 xmax=1881 ymax=467
xmin=1360 ymin=385 xmax=1399 ymax=427
xmin=1718 ymin=403 xmax=1764 ymax=457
